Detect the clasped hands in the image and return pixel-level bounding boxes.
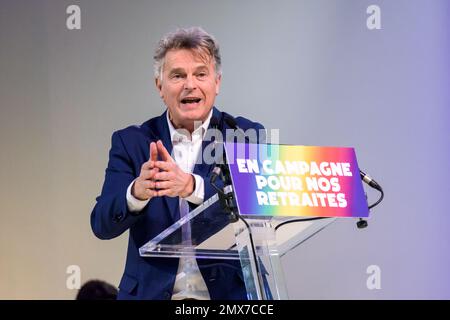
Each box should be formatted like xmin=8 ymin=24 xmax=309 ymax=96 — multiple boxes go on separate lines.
xmin=131 ymin=140 xmax=195 ymax=201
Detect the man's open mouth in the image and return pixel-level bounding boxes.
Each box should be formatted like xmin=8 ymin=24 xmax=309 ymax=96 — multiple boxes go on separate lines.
xmin=180 ymin=97 xmax=201 ymax=104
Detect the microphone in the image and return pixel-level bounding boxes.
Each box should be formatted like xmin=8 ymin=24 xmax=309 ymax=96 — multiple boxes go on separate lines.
xmin=357 ymin=170 xmax=384 ymax=229
xmin=210 ymin=166 xmax=222 ymax=184
xmin=359 ymin=170 xmax=382 ymax=192
xmin=223 ymin=113 xmax=238 ymax=130
xmin=222 ymin=113 xmax=253 ymax=143
xmin=208 ymin=115 xmax=226 ymax=185
xmin=209 ymin=115 xmax=220 ymax=130
xmin=208 ymin=114 xmax=238 ymax=222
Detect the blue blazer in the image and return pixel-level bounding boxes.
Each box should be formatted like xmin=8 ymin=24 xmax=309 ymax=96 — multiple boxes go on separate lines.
xmin=90 ymin=107 xmax=265 ymax=300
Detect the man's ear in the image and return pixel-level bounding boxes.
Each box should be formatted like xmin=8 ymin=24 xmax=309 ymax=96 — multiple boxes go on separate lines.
xmin=155 ymin=77 xmax=163 ymax=98
xmin=215 ymin=74 xmax=222 ymax=95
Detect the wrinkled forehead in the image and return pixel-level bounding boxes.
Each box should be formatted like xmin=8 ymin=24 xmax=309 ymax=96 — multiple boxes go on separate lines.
xmin=163 ymin=47 xmax=215 ymax=71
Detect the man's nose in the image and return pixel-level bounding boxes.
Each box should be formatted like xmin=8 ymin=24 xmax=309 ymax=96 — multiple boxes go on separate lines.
xmin=184 ymin=75 xmax=196 ymax=90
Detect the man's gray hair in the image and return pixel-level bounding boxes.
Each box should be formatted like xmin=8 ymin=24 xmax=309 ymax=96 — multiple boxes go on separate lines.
xmin=153 ymin=27 xmax=222 ymax=80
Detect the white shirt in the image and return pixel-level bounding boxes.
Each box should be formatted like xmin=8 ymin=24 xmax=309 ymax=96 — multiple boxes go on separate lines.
xmin=126 ymin=109 xmax=213 ymax=300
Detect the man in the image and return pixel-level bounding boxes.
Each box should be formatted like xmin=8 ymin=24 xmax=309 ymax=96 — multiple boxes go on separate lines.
xmin=91 ymin=27 xmax=265 ymax=300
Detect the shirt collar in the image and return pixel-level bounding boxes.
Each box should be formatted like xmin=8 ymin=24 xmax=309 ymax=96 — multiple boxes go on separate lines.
xmin=166 ymin=108 xmax=213 ymax=143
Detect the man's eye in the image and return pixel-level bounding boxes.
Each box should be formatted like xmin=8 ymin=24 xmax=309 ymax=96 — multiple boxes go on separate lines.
xmin=197 ymin=73 xmax=207 ymax=78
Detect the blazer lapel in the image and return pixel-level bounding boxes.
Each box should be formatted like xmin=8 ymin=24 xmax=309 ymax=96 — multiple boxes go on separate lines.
xmin=154 ymin=111 xmax=180 ymax=223
xmin=192 ymin=141 xmax=214 ymax=179
xmin=192 ymin=107 xmax=223 ymax=186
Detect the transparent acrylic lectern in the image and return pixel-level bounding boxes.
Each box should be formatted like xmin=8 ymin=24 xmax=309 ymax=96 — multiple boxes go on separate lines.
xmin=139 ymin=191 xmax=336 ymax=300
